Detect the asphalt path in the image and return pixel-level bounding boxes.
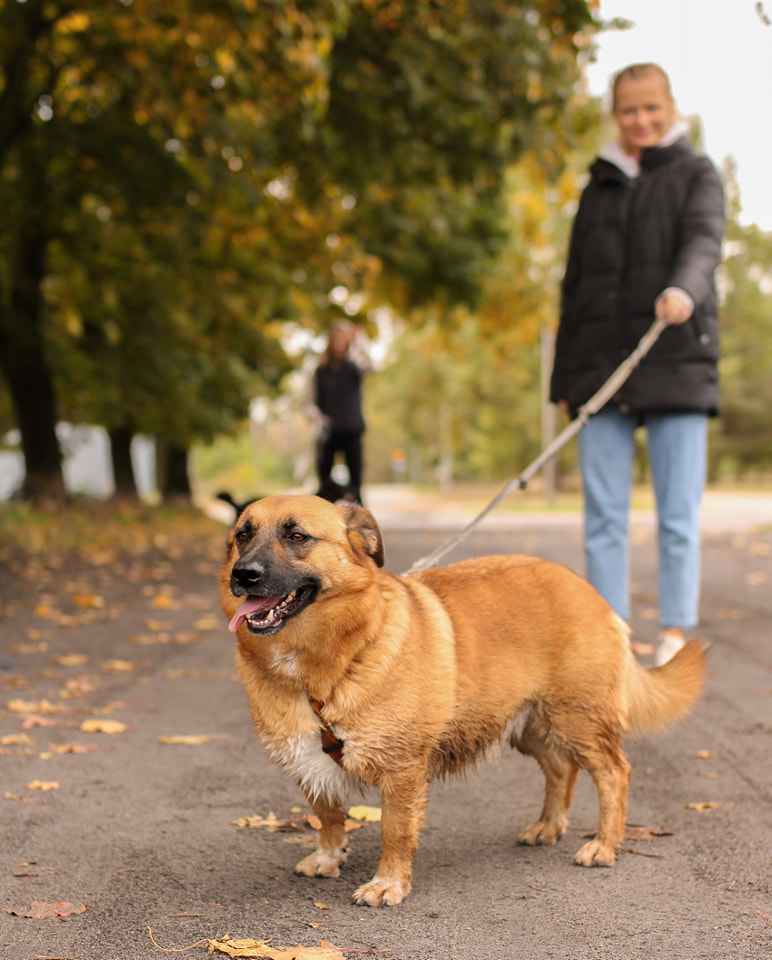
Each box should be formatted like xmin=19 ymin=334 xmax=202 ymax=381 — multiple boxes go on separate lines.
xmin=1 ymin=517 xmax=771 ymax=960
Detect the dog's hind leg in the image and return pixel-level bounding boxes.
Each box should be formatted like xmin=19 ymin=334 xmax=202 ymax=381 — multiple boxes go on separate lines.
xmin=294 ymin=795 xmax=348 ymax=879
xmin=562 ymin=718 xmax=630 ymax=867
xmin=515 ymin=709 xmax=578 ymax=847
xmin=352 ymin=767 xmax=428 ymax=907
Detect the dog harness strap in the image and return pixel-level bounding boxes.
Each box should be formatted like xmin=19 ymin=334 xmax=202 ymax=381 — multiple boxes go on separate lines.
xmin=308 ymin=696 xmax=345 ymax=767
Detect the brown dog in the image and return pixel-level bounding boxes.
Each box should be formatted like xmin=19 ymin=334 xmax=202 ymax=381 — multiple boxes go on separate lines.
xmin=220 ymin=494 xmax=705 ymax=907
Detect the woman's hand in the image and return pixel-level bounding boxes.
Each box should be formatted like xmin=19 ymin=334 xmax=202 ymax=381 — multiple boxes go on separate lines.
xmin=655 ymin=287 xmax=694 ymax=325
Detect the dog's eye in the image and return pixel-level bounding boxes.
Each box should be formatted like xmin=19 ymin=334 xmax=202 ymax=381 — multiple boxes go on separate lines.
xmin=235 ymin=523 xmax=253 ymax=544
xmin=287 ymin=531 xmax=310 ymax=544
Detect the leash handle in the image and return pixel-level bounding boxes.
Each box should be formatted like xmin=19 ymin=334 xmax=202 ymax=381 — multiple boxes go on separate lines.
xmin=404 ymin=317 xmax=668 ymax=575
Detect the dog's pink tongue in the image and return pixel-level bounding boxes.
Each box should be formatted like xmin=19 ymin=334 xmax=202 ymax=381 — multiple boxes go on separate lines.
xmin=228 ymin=596 xmax=281 ymax=633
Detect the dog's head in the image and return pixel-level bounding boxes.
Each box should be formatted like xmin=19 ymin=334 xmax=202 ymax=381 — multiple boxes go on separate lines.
xmin=220 ymin=494 xmax=383 ymax=638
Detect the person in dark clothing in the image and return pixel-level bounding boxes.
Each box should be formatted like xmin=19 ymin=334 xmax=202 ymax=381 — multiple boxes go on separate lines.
xmin=313 ymin=324 xmax=369 ymax=504
xmin=550 ymin=63 xmax=725 ymax=666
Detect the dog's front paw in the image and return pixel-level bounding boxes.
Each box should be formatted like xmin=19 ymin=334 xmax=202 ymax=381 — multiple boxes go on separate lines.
xmin=352 ymin=875 xmax=410 ymax=907
xmin=517 ymin=816 xmax=568 ymax=846
xmin=294 ymin=847 xmax=347 ymax=879
xmin=574 ymin=838 xmax=616 ymax=867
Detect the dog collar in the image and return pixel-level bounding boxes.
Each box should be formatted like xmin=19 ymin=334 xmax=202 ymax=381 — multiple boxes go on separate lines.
xmin=308 ymin=696 xmax=345 ymax=767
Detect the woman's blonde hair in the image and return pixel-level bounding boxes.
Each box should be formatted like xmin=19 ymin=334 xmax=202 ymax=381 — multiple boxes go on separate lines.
xmin=611 ymin=63 xmax=673 ymax=110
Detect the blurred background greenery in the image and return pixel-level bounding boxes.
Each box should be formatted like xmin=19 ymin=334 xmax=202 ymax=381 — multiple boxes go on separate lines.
xmin=1 ymin=1 xmax=770 ymax=506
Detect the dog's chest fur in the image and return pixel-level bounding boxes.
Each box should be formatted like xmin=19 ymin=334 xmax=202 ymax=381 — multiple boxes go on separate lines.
xmin=266 ymin=731 xmax=360 ymax=805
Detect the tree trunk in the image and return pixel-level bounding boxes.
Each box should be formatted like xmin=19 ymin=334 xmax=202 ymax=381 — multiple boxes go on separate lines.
xmin=160 ymin=441 xmax=192 ymax=500
xmin=108 ymin=426 xmax=138 ymax=498
xmin=0 ymin=143 xmax=63 ymax=499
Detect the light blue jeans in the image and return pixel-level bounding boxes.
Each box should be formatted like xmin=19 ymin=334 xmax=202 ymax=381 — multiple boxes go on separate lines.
xmin=579 ymin=407 xmax=708 ymax=629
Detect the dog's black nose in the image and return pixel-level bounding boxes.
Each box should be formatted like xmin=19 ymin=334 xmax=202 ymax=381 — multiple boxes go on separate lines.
xmin=231 ymin=561 xmax=265 ymax=596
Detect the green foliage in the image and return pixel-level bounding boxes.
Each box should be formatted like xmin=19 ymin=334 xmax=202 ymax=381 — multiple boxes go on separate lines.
xmin=714 ymin=159 xmax=772 ymax=475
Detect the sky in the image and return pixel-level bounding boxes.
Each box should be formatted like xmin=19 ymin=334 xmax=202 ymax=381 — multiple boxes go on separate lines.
xmin=587 ymin=0 xmax=772 ymax=229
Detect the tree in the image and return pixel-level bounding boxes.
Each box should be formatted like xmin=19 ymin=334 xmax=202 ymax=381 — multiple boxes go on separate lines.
xmin=0 ymin=0 xmax=599 ymax=498
xmin=713 ymin=158 xmax=772 ymax=476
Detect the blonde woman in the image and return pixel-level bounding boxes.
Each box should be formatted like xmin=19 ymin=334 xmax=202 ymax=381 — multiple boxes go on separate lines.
xmin=550 ymin=64 xmax=725 ymax=666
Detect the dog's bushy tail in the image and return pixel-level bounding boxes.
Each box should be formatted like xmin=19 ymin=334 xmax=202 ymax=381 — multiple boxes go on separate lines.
xmin=621 ymin=628 xmax=707 ymax=734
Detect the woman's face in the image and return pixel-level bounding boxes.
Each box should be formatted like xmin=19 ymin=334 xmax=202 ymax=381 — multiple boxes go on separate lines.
xmin=329 ymin=328 xmax=350 ymax=357
xmin=613 ymin=73 xmax=676 ymax=154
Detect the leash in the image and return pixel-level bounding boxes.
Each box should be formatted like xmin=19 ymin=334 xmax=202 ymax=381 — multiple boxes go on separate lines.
xmin=405 ymin=316 xmax=669 ymax=575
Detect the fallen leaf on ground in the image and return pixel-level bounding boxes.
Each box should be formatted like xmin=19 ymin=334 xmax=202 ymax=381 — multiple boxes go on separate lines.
xmin=347 ymin=805 xmax=381 ymax=822
xmin=12 ymin=861 xmax=39 ymax=877
xmin=49 ymin=742 xmax=95 ymax=755
xmin=80 ymin=718 xmax=127 ymax=735
xmin=746 ymin=571 xmax=768 ymax=587
xmin=1 ymin=734 xmax=32 ymax=746
xmin=207 ymin=936 xmax=344 ymax=959
xmin=21 ymin=714 xmax=58 ymax=729
xmin=54 ymin=654 xmax=89 ymax=667
xmin=717 ymin=608 xmax=743 ymax=620
xmin=72 ymin=593 xmax=104 ymax=609
xmin=312 ymin=901 xmax=329 ymax=911
xmin=146 ymin=619 xmax=173 ymax=632
xmin=59 ymin=676 xmax=97 ymax=699
xmin=26 ymin=780 xmax=60 ymax=791
xmin=695 ymin=750 xmax=712 ymax=760
xmin=8 ymin=698 xmax=64 ymax=715
xmin=14 ymin=640 xmax=49 ymax=654
xmin=131 ymin=632 xmax=172 ymax=646
xmin=283 ymin=834 xmax=318 ymax=848
xmin=159 ymin=735 xmax=212 ymax=746
xmin=232 ymin=813 xmax=305 ymax=832
xmin=193 ymin=616 xmax=219 ymax=631
xmin=624 ymin=825 xmax=674 ymax=841
xmin=5 ymin=899 xmax=86 ymax=920
xmin=102 ymin=659 xmax=134 ymax=672
xmin=687 ymin=801 xmax=721 ymax=812
xmin=151 ymin=594 xmax=177 ymax=610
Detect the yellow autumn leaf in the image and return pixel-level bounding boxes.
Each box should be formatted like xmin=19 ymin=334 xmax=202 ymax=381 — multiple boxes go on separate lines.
xmin=151 ymin=594 xmax=177 ymax=610
xmin=8 ymin=698 xmax=64 ymax=715
xmin=80 ymin=719 xmax=127 ymax=735
xmin=102 ymin=659 xmax=135 ymax=672
xmin=347 ymin=805 xmax=381 ymax=822
xmin=312 ymin=900 xmax=329 ymax=911
xmin=687 ymin=801 xmax=721 ymax=812
xmin=72 ymin=593 xmax=104 ymax=609
xmin=232 ymin=812 xmax=304 ymax=832
xmin=26 ymin=780 xmax=60 ymax=791
xmin=193 ymin=616 xmax=219 ymax=631
xmin=695 ymin=750 xmax=712 ymax=760
xmin=49 ymin=742 xmax=94 ymax=754
xmin=55 ymin=654 xmax=89 ymax=667
xmin=207 ymin=937 xmax=344 ymax=960
xmin=1 ymin=734 xmax=32 ymax=746
xmin=57 ymin=12 xmax=90 ymax=33
xmin=158 ymin=735 xmax=211 ymax=746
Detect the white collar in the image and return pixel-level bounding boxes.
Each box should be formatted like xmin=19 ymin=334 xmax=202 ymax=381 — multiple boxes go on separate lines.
xmin=599 ymin=120 xmax=691 ymax=178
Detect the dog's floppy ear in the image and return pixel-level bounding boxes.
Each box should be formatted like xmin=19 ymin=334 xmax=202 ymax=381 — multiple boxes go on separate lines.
xmin=339 ymin=502 xmax=384 ymax=568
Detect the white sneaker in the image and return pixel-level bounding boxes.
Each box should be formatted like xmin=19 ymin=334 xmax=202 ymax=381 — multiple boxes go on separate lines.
xmin=654 ymin=629 xmax=686 ymax=667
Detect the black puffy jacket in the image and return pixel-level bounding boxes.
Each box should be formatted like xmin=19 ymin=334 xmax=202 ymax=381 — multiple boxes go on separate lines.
xmin=550 ymin=136 xmax=725 ymax=417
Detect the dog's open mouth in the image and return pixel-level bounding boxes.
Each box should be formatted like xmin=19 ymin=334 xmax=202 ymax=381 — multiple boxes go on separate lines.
xmin=228 ymin=583 xmax=318 ymax=635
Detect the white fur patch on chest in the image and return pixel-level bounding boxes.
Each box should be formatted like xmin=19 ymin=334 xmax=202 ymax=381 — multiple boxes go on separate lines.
xmin=268 ymin=732 xmax=359 ymax=805
xmin=268 ymin=650 xmax=300 ymax=679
